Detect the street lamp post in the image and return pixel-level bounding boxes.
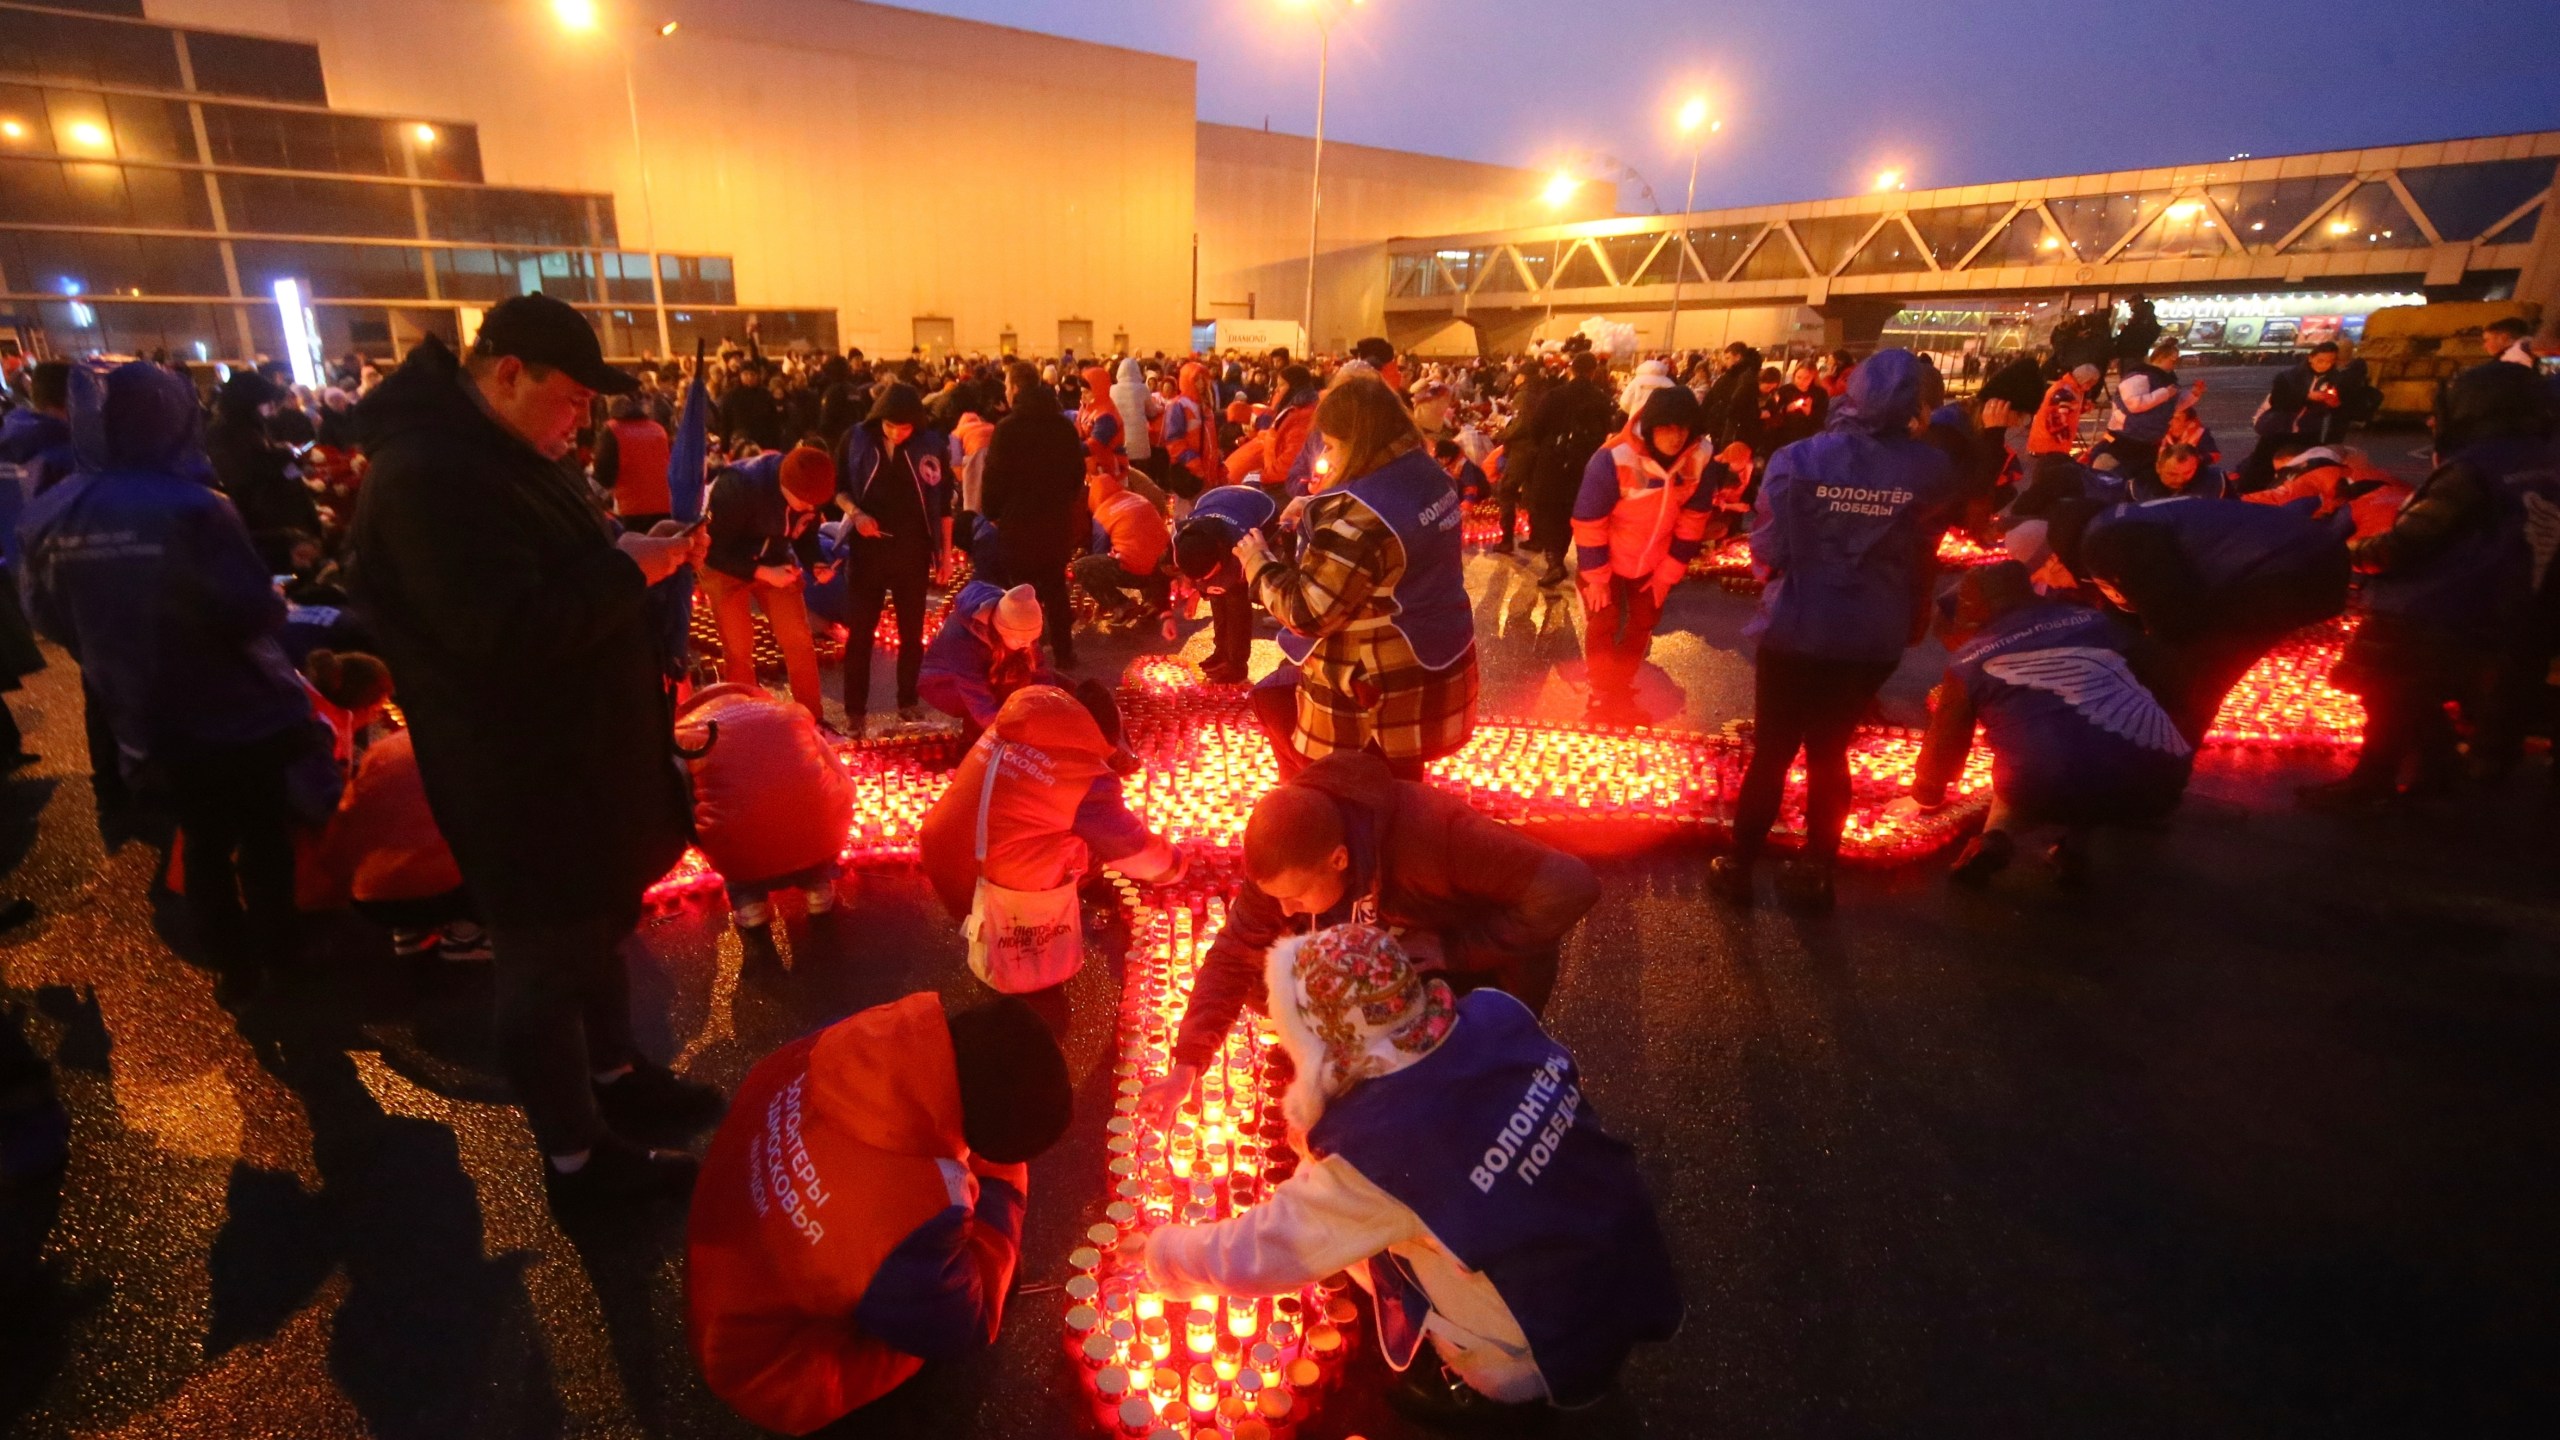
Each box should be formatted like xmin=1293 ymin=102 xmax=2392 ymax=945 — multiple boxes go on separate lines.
xmin=1666 ymin=96 xmax=1714 ymax=355
xmin=1289 ymin=0 xmax=1363 ymax=358
xmin=556 ymin=0 xmax=676 ymax=357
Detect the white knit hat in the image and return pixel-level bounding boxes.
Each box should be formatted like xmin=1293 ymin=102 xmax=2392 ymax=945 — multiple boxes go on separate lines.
xmin=992 ymin=584 xmax=1043 ymax=647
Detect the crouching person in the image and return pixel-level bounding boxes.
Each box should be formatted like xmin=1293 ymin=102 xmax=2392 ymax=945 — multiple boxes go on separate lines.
xmin=686 ymin=994 xmax=1071 ymax=1436
xmin=918 ymin=684 xmax=1184 ymax=1021
xmin=1142 ymin=751 xmax=1597 ymax=1123
xmin=676 ymin=684 xmax=856 ymax=935
xmin=918 ymin=580 xmax=1055 ymax=748
xmin=1124 ymin=924 xmax=1682 ymax=1426
xmin=1899 ymin=562 xmax=2194 ymax=887
xmin=1170 ymin=483 xmax=1280 ymax=684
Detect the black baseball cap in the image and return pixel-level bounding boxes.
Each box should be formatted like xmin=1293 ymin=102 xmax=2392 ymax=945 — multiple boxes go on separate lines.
xmin=471 ymin=293 xmax=637 ymax=395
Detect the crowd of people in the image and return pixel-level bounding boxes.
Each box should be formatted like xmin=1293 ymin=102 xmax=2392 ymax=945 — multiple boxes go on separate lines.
xmin=2 ymin=286 xmax=2555 ymax=1434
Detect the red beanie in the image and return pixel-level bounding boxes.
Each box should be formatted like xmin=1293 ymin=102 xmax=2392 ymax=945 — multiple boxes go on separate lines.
xmin=779 ymin=446 xmax=835 ymax=508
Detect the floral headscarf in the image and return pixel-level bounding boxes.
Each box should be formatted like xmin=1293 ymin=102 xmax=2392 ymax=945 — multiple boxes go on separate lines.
xmin=1265 ymin=923 xmax=1455 ymax=1134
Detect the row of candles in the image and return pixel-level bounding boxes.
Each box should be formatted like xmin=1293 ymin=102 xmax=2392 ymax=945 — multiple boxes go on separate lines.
xmin=641 ymin=633 xmax=2362 ymax=907
xmin=1062 ymin=879 xmax=1359 ymax=1437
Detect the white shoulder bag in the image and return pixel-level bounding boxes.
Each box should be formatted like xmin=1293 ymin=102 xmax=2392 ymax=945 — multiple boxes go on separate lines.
xmin=961 ymin=742 xmax=1086 ymax=993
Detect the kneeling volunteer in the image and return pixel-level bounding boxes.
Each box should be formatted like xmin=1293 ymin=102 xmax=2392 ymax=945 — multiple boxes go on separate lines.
xmin=1123 ymin=925 xmax=1681 ymax=1426
xmin=687 ymin=995 xmax=1071 ymax=1435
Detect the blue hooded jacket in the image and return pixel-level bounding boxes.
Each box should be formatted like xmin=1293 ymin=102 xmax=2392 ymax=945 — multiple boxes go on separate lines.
xmin=18 ymin=363 xmax=311 ymax=771
xmin=0 ymin=406 xmax=76 ymax=570
xmin=1746 ymin=350 xmax=1961 ymax=663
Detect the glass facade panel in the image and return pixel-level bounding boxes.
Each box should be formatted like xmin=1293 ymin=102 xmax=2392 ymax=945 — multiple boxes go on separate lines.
xmin=407 ymin=123 xmax=483 ymax=184
xmin=741 ymin=310 xmax=837 ymax=351
xmin=2481 ymin=203 xmax=2540 ymax=247
xmin=0 ymin=157 xmax=211 ymax=229
xmin=201 ymin=103 xmax=402 ymax=176
xmin=234 ymin=239 xmax=430 ymax=300
xmin=1596 ymin=233 xmax=1663 ymax=286
xmin=667 ymin=309 xmax=755 ymax=354
xmin=33 ymin=298 xmax=237 ymax=360
xmin=0 ymin=229 xmax=226 ymax=297
xmin=220 ymin=172 xmax=417 ymax=237
xmin=1732 ymin=227 xmax=1805 ymax=282
xmin=2111 ymin=198 xmax=2232 ymax=261
xmin=601 ymin=251 xmax=656 ymax=303
xmin=2204 ymin=177 xmax=2336 ymax=251
xmin=1474 ymin=248 xmax=1529 ymax=294
xmin=1788 ymin=215 xmax=1877 ymax=275
xmin=105 ymin=93 xmax=195 ymax=163
xmin=1512 ymin=240 xmax=1555 ymax=290
xmin=430 ymin=247 xmax=594 ymax=301
xmin=0 ymin=11 xmax=183 ymax=91
xmin=1682 ymin=226 xmax=1758 ymax=281
xmin=1840 ymin=219 xmax=1929 ymax=275
xmin=0 ymin=84 xmax=40 ymax=150
xmin=2045 ymin=191 xmax=2164 ymax=258
xmin=1552 ymin=241 xmax=1609 ymax=290
xmin=580 ymin=306 xmax=657 ymax=359
xmin=2286 ymin=181 xmax=2426 ymax=253
xmin=2396 ymin=159 xmax=2556 ymax=241
xmin=183 ymin=32 xmax=329 ymax=105
xmin=657 ymin=253 xmax=734 ymax=304
xmin=1387 ymin=252 xmax=1429 ymax=298
xmin=1908 ymin=203 xmax=2012 ymax=267
xmin=1973 ymin=207 xmax=2061 ymax=266
xmin=424 ymin=186 xmax=596 ymax=247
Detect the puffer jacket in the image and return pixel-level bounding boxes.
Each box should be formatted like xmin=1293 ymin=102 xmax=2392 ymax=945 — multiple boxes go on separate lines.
xmin=687 ymin=994 xmax=1028 ymax=1436
xmin=1111 ymin=358 xmax=1155 ymax=463
xmin=678 ymin=684 xmax=853 ymax=889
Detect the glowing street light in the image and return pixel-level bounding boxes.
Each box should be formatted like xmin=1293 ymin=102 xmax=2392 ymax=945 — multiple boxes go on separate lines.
xmin=1282 ymin=0 xmax=1367 ymax=358
xmin=0 ymin=120 xmax=26 ymax=142
xmin=66 ymin=120 xmax=111 ymax=151
xmin=1874 ymin=168 xmax=1904 ymax=192
xmin=1542 ymin=171 xmax=1580 ymax=209
xmin=551 ymin=0 xmax=682 ymax=355
xmin=412 ymin=123 xmax=437 ymax=146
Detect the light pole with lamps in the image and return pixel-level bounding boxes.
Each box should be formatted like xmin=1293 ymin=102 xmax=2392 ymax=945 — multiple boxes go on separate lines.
xmin=1665 ymin=95 xmax=1717 ymax=353
xmin=554 ymin=0 xmax=679 ymax=358
xmin=1284 ymin=0 xmax=1364 ymax=359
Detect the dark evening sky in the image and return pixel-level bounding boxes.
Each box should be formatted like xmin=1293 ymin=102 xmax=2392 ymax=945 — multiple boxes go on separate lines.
xmin=895 ymin=0 xmax=2560 ymax=214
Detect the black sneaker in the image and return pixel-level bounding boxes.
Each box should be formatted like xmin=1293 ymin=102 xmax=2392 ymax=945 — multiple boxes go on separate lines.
xmin=545 ymin=1133 xmax=700 ymax=1216
xmin=1385 ymin=1359 xmax=1550 ymax=1433
xmin=595 ymin=1060 xmax=726 ymax=1144
xmin=1774 ymin=859 xmax=1837 ymax=913
xmin=1948 ymin=829 xmax=2014 ymax=888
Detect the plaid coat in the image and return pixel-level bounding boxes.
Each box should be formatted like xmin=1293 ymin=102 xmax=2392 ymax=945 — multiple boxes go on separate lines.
xmin=1253 ymin=490 xmax=1478 ymax=762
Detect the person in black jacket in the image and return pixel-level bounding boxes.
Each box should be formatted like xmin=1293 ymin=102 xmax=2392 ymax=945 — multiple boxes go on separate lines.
xmin=1491 ymin=365 xmax=1553 ymax=552
xmin=979 ymin=362 xmax=1087 ymax=667
xmin=701 ymin=445 xmax=835 ymax=721
xmin=834 ymin=382 xmax=953 ymax=729
xmin=349 ymin=295 xmax=719 ymax=1214
xmin=1527 ymin=352 xmax=1616 ymax=588
xmin=715 ymin=358 xmax=783 ymax=453
xmin=1697 ymin=342 xmax=1764 ymax=456
xmin=206 ymin=371 xmax=323 ymax=540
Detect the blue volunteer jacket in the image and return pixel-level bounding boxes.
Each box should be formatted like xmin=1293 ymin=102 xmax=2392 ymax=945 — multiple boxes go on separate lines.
xmin=1 ymin=408 xmax=76 ymax=570
xmin=1276 ymin=447 xmax=1474 ymax=671
xmin=1747 ymin=350 xmax=1961 ymax=663
xmin=18 ymin=363 xmax=311 ymax=771
xmin=1309 ymin=990 xmax=1683 ymax=1407
xmin=2083 ymin=494 xmax=2345 ymax=595
xmin=1951 ymin=601 xmax=2193 ymax=820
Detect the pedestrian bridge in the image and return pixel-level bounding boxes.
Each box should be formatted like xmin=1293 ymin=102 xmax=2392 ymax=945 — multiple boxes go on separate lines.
xmin=1381 ymin=130 xmax=2560 ymax=355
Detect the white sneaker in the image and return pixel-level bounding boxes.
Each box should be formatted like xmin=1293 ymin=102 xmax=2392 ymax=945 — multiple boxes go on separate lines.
xmin=802 ymin=882 xmax=836 ymax=916
xmin=733 ymin=897 xmax=774 ymax=930
xmin=437 ymin=921 xmax=493 ymax=962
